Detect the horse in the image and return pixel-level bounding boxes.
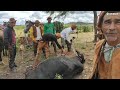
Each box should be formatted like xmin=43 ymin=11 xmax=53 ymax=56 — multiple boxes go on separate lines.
xmin=24 ymin=20 xmax=34 ymax=34
xmin=24 ymin=20 xmax=34 ymax=49
xmin=0 ymin=26 xmax=4 ymax=62
xmin=0 ymin=22 xmax=9 ymax=57
xmin=2 ymin=22 xmax=9 ymax=56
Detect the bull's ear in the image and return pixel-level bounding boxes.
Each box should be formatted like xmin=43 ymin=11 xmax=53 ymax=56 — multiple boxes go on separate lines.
xmin=73 ymin=37 xmax=75 ymax=39
xmin=70 ymin=39 xmax=72 ymax=43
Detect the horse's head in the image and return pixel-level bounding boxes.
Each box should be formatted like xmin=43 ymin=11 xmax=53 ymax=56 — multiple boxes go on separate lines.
xmin=24 ymin=20 xmax=34 ymax=33
xmin=3 ymin=21 xmax=8 ymax=27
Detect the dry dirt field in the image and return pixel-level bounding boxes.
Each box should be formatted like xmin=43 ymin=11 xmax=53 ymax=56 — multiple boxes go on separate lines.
xmin=0 ymin=32 xmax=95 ymax=79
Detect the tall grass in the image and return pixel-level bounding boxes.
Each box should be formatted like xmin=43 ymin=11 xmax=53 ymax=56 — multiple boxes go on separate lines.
xmin=64 ymin=24 xmax=93 ymax=33
xmin=14 ymin=24 xmax=93 ymax=38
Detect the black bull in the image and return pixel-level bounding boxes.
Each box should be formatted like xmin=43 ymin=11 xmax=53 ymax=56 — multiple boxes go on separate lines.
xmin=25 ymin=51 xmax=85 ymax=79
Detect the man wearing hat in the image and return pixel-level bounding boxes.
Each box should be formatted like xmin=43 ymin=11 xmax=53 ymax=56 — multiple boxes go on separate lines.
xmin=60 ymin=24 xmax=77 ymax=53
xmin=29 ymin=20 xmax=45 ymax=57
xmin=90 ymin=11 xmax=120 ymax=79
xmin=44 ymin=17 xmax=57 ymax=54
xmin=4 ymin=18 xmax=17 ymax=72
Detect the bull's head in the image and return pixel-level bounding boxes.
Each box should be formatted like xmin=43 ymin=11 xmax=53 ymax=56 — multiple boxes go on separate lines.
xmin=75 ymin=50 xmax=85 ymax=64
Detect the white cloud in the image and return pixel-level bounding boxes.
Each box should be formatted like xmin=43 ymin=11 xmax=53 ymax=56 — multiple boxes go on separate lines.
xmin=0 ymin=11 xmax=98 ymax=25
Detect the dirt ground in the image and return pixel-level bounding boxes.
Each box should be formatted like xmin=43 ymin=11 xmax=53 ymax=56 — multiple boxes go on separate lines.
xmin=0 ymin=32 xmax=95 ymax=79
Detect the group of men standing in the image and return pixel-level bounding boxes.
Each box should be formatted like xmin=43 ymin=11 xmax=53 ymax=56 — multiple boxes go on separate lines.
xmin=0 ymin=16 xmax=78 ymax=71
xmin=28 ymin=16 xmax=77 ymax=68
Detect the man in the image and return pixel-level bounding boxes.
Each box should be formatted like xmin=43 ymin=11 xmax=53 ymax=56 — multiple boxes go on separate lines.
xmin=60 ymin=24 xmax=77 ymax=53
xmin=29 ymin=20 xmax=45 ymax=57
xmin=54 ymin=21 xmax=64 ymax=48
xmin=4 ymin=18 xmax=17 ymax=71
xmin=44 ymin=17 xmax=57 ymax=53
xmin=96 ymin=27 xmax=105 ymax=41
xmin=44 ymin=17 xmax=56 ymax=34
xmin=33 ymin=33 xmax=64 ymax=68
xmin=90 ymin=11 xmax=120 ymax=79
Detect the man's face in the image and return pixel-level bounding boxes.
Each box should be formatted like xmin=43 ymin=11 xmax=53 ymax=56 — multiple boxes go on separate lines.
xmin=47 ymin=19 xmax=51 ymax=23
xmin=56 ymin=36 xmax=61 ymax=39
xmin=35 ymin=22 xmax=39 ymax=27
xmin=9 ymin=21 xmax=16 ymax=27
xmin=102 ymin=13 xmax=120 ymax=43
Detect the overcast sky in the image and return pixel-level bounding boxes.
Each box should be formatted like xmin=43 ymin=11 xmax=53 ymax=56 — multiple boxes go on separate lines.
xmin=0 ymin=11 xmax=100 ymax=25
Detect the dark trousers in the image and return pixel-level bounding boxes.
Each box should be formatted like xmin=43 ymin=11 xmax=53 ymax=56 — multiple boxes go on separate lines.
xmin=65 ymin=40 xmax=71 ymax=52
xmin=0 ymin=49 xmax=2 ymax=62
xmin=8 ymin=44 xmax=16 ymax=69
xmin=51 ymin=41 xmax=57 ymax=53
xmin=33 ymin=41 xmax=45 ymax=57
xmin=61 ymin=38 xmax=71 ymax=52
xmin=48 ymin=41 xmax=57 ymax=53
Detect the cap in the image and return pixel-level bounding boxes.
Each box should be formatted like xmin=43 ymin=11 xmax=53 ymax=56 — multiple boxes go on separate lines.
xmin=35 ymin=20 xmax=40 ymax=24
xmin=71 ymin=24 xmax=77 ymax=29
xmin=9 ymin=18 xmax=17 ymax=23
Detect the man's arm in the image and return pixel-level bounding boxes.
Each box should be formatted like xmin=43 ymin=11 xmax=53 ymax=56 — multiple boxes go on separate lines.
xmin=40 ymin=25 xmax=44 ymax=35
xmin=53 ymin=37 xmax=62 ymax=49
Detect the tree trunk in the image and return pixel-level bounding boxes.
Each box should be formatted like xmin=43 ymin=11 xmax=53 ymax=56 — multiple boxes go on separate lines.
xmin=93 ymin=11 xmax=97 ymax=42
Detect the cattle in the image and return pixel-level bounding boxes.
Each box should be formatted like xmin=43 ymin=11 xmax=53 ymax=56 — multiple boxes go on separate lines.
xmin=0 ymin=29 xmax=4 ymax=63
xmin=25 ymin=50 xmax=85 ymax=79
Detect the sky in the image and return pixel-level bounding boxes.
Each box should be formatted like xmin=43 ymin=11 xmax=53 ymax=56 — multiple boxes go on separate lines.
xmin=0 ymin=11 xmax=100 ymax=25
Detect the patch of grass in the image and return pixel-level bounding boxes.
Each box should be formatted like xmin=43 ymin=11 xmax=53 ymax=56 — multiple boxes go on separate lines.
xmin=54 ymin=73 xmax=63 ymax=79
xmin=81 ymin=46 xmax=86 ymax=49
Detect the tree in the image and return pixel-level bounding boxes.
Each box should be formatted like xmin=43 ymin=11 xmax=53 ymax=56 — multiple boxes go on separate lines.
xmin=45 ymin=11 xmax=98 ymax=42
xmin=93 ymin=11 xmax=97 ymax=42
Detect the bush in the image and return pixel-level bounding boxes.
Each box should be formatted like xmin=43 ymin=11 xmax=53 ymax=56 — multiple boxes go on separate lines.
xmin=63 ymin=24 xmax=70 ymax=29
xmin=82 ymin=26 xmax=91 ymax=32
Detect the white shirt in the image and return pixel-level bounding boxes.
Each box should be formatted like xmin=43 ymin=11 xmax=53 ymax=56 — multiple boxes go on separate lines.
xmin=60 ymin=27 xmax=77 ymax=43
xmin=36 ymin=26 xmax=42 ymax=40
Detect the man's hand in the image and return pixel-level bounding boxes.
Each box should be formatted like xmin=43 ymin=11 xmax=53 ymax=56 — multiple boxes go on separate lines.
xmin=34 ymin=40 xmax=37 ymax=43
xmin=8 ymin=45 xmax=12 ymax=50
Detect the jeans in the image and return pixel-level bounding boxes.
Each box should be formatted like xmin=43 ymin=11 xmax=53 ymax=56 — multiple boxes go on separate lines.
xmin=8 ymin=44 xmax=16 ymax=69
xmin=65 ymin=40 xmax=72 ymax=52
